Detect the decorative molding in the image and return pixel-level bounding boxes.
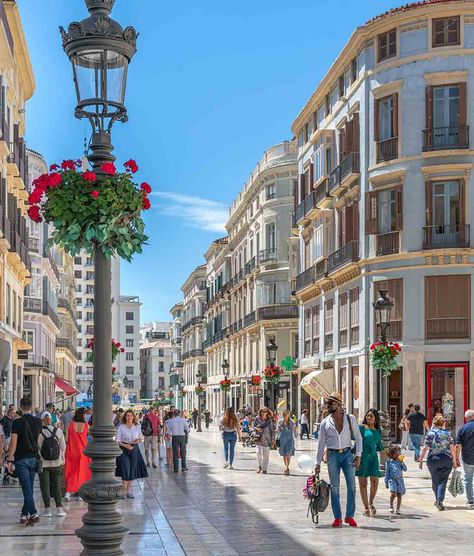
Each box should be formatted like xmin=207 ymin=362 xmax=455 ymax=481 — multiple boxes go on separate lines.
xmin=369 ymin=169 xmax=406 ymax=187
xmin=399 ymin=20 xmax=428 ymax=33
xmin=424 ymin=70 xmax=468 ymax=85
xmin=464 ymin=15 xmax=474 ymax=24
xmin=371 ymin=79 xmax=404 ymax=99
xmin=421 ymin=163 xmax=472 ymax=180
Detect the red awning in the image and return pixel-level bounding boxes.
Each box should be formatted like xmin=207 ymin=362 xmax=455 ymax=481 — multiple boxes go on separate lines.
xmin=55 ymin=376 xmax=80 ymax=397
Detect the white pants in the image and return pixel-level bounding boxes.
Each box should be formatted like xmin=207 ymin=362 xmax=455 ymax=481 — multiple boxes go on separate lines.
xmin=256 ymin=445 xmax=270 ymax=471
xmin=400 ymin=430 xmax=409 ymax=450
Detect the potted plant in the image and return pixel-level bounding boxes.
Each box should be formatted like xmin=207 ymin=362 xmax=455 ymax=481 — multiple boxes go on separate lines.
xmin=369 ymin=341 xmax=402 ymax=377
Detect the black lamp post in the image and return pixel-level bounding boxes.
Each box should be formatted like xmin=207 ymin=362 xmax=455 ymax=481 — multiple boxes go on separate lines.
xmin=196 ymin=369 xmax=203 ymax=432
xmin=373 ymin=289 xmax=394 ymax=446
xmin=266 ymin=339 xmax=278 ymax=410
xmin=222 ymin=358 xmax=230 ymax=409
xmin=60 ymin=2 xmax=137 ymax=554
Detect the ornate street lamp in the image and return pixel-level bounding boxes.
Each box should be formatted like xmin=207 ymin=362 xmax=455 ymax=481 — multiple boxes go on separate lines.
xmin=195 ymin=369 xmax=203 ymax=432
xmin=60 ymin=1 xmax=137 ymax=554
xmin=373 ymin=289 xmax=394 ymax=450
xmin=266 ymin=339 xmax=278 ymax=409
xmin=222 ymin=358 xmax=230 ymax=408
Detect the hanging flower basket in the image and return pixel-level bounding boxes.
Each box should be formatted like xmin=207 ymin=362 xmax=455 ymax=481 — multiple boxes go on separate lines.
xmin=220 ymin=378 xmax=232 ymax=391
xmin=250 ymin=375 xmax=261 ymax=386
xmin=178 ymin=388 xmax=186 ymax=398
xmin=370 ymin=342 xmax=401 ymax=377
xmin=27 ymin=159 xmax=151 ymax=261
xmin=87 ymin=338 xmax=125 ymax=363
xmin=263 ymin=366 xmax=282 ymax=385
xmin=195 ymin=385 xmax=205 ymax=395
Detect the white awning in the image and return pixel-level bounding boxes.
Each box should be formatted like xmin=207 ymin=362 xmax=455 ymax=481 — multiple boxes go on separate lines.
xmin=300 ymin=368 xmax=335 ymax=400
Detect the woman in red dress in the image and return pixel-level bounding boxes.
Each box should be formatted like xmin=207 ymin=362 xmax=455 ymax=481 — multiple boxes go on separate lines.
xmin=64 ymin=408 xmax=91 ymax=500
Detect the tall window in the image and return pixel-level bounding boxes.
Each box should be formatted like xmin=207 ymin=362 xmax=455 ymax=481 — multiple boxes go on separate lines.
xmin=126 ymin=325 xmax=134 ymax=334
xmin=377 ymin=29 xmax=397 ymax=62
xmin=126 ymin=339 xmax=134 ymax=347
xmin=425 ymin=180 xmax=465 ymax=247
xmin=339 ymin=293 xmax=348 ymax=348
xmin=126 ymin=352 xmax=134 ymax=361
xmin=266 ymin=223 xmax=276 ymax=252
xmin=324 ymin=300 xmax=333 ymax=352
xmin=126 ymin=311 xmax=134 ymax=320
xmin=266 ymin=183 xmax=276 ymax=200
xmin=350 ymin=288 xmax=360 ymax=345
xmin=375 ymin=94 xmax=398 ymax=162
xmin=377 ymin=189 xmax=397 ymax=234
xmin=425 ymin=84 xmax=466 ymax=150
xmin=432 ymin=16 xmax=460 ymax=48
xmin=304 ymin=309 xmax=311 ymax=356
xmin=425 ymin=275 xmax=469 ymax=339
xmin=312 ymin=305 xmax=320 ymax=354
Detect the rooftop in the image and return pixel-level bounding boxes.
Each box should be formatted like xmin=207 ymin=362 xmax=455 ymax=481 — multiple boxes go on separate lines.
xmin=365 ymin=0 xmax=463 ymax=25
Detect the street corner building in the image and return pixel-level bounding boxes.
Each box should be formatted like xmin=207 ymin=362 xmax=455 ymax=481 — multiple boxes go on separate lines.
xmin=292 ymin=0 xmax=474 ymax=438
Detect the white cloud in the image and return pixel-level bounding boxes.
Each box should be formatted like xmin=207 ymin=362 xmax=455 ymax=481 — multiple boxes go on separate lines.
xmin=154 ymin=191 xmax=228 ymax=233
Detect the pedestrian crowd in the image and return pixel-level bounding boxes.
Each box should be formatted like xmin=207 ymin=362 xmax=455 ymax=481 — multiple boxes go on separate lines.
xmin=1 ymin=395 xmax=473 ymax=530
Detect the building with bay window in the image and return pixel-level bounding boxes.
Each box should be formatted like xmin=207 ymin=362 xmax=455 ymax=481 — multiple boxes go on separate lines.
xmin=292 ymin=0 xmax=474 ymax=438
xmin=203 ymin=141 xmax=298 ymax=418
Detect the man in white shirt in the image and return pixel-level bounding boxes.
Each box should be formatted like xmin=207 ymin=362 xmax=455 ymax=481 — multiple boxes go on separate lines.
xmin=166 ymin=409 xmax=190 ymax=472
xmin=314 ymin=392 xmax=362 ymax=528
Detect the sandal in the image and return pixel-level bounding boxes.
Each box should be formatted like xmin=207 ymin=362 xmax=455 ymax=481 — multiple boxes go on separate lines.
xmin=284 ymin=469 xmax=289 ymax=476
xmin=363 ymin=508 xmax=371 ymax=516
xmin=370 ymin=505 xmax=376 ymax=515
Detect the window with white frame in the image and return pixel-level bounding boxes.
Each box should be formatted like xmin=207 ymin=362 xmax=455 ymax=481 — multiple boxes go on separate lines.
xmin=266 ymin=183 xmax=276 ymax=200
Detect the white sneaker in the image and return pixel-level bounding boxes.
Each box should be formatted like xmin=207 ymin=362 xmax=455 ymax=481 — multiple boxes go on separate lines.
xmin=64 ymin=492 xmax=71 ymax=501
xmin=57 ymin=507 xmax=67 ymax=517
xmin=41 ymin=508 xmax=53 ymax=517
xmin=223 ymin=463 xmax=229 ymax=468
xmin=229 ymin=465 xmax=234 ymax=470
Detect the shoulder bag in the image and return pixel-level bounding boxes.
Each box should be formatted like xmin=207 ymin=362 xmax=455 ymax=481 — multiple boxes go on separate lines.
xmin=346 ymin=414 xmax=357 ymax=456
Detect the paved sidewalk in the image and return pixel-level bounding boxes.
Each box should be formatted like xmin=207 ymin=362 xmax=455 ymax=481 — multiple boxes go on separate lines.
xmin=0 ymin=427 xmax=473 ymax=555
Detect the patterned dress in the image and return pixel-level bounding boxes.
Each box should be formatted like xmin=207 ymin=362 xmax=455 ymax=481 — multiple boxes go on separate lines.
xmin=385 ymin=459 xmax=407 ymax=494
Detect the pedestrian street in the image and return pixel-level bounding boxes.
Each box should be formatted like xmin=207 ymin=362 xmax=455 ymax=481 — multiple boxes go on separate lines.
xmin=0 ymin=426 xmax=473 ymax=556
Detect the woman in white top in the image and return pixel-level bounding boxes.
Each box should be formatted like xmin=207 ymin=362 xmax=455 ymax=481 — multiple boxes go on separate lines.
xmin=38 ymin=411 xmax=67 ymax=517
xmin=115 ymin=410 xmax=148 ymax=498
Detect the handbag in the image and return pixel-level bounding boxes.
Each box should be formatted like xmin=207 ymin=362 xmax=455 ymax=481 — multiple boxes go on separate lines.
xmin=306 ymin=474 xmax=331 ymax=524
xmin=448 ymin=468 xmax=464 ymax=497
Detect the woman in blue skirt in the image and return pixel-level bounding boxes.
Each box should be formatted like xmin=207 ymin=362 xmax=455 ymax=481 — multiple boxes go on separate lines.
xmin=116 ymin=409 xmax=148 ymax=498
xmin=277 ymin=410 xmax=297 ymax=475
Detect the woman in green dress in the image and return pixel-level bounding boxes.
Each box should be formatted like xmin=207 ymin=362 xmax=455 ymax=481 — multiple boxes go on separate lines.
xmin=356 ymin=408 xmax=384 ymax=516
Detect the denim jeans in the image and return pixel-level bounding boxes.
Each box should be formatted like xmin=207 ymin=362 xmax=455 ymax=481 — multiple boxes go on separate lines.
xmin=222 ymin=432 xmax=237 ymax=465
xmin=15 ymin=457 xmax=38 ymax=517
xmin=463 ymin=462 xmax=474 ymax=503
xmin=171 ymin=436 xmax=187 ymax=472
xmin=409 ymin=434 xmax=424 ymax=460
xmin=426 ymin=453 xmax=453 ymax=503
xmin=327 ymin=449 xmax=356 ymax=519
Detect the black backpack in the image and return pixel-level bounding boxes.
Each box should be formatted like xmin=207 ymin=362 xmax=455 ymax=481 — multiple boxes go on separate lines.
xmin=307 ymin=476 xmax=331 ymax=524
xmin=40 ymin=428 xmax=60 ymax=461
xmin=141 ymin=416 xmax=153 ymax=437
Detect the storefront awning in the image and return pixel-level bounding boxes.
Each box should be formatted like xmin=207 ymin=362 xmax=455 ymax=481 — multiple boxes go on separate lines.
xmin=55 ymin=376 xmax=80 ymax=397
xmin=300 ymin=368 xmax=335 ymax=400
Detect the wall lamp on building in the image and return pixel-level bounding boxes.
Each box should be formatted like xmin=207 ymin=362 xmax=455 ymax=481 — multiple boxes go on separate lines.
xmin=373 ymin=289 xmax=394 ymax=343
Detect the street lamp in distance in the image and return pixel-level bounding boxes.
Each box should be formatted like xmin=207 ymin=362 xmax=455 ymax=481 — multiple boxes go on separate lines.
xmin=195 ymin=369 xmax=203 ymax=432
xmin=60 ymin=1 xmax=137 ymax=553
xmin=266 ymin=339 xmax=278 ymax=410
xmin=221 ymin=359 xmax=230 ymax=409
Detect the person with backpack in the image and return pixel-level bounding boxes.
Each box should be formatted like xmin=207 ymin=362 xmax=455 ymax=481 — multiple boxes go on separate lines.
xmin=38 ymin=411 xmax=67 ymax=517
xmin=314 ymin=392 xmax=362 ymax=528
xmin=142 ymin=407 xmax=162 ymax=468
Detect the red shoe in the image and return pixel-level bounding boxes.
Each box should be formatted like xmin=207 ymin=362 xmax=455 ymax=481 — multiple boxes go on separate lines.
xmin=344 ymin=517 xmax=357 ymax=527
xmin=332 ymin=518 xmax=343 ymax=528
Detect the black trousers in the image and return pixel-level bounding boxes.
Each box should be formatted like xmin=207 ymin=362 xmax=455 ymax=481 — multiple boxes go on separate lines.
xmin=172 ymin=436 xmax=187 ymax=471
xmin=300 ymin=423 xmax=310 ymax=439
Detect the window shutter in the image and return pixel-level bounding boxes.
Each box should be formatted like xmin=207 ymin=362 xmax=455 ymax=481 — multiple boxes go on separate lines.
xmin=459 ymin=82 xmax=467 ymax=145
xmin=338 ymin=129 xmax=345 ymax=163
xmin=425 ymin=86 xmax=433 ymax=148
xmin=459 ymin=178 xmax=466 ymax=243
xmin=395 ymin=184 xmax=403 ymax=230
xmin=299 ymin=173 xmax=305 ymax=203
xmin=374 ymin=98 xmax=379 ymax=142
xmin=345 ymin=120 xmax=353 ymax=155
xmin=309 ymin=161 xmax=314 ymax=189
xmin=425 ymin=181 xmax=433 ymax=225
xmin=352 ymin=200 xmax=359 ymax=241
xmin=292 ymin=179 xmax=298 ymax=211
xmin=392 ymin=93 xmax=399 ymax=138
xmin=365 ymin=191 xmax=378 ymax=235
xmin=352 ymin=112 xmax=360 ymax=153
xmin=339 ymin=207 xmax=346 ymax=247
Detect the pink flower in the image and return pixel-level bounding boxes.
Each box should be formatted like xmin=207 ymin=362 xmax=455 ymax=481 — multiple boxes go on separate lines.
xmin=82 ymin=171 xmax=97 ymax=182
xmin=124 ymin=159 xmax=138 ymax=173
xmin=140 ymin=182 xmax=152 ymax=194
xmin=90 ymin=190 xmax=100 ymax=199
xmin=100 ymin=162 xmax=116 ymax=175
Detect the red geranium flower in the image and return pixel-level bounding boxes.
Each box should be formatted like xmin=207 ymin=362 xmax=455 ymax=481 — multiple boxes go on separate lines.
xmin=140 ymin=182 xmax=152 ymax=194
xmin=100 ymin=162 xmax=116 ymax=175
xmin=27 ymin=205 xmax=42 ymax=223
xmin=33 ymin=174 xmax=49 ymax=190
xmin=82 ymin=171 xmax=97 ymax=182
xmin=61 ymin=159 xmax=76 ymax=171
xmin=143 ymin=197 xmax=151 ymax=210
xmin=48 ymin=172 xmax=62 ymax=188
xmin=91 ymin=190 xmax=100 ymax=199
xmin=28 ymin=189 xmax=43 ymax=205
xmin=120 ymin=348 xmax=125 ymax=353
xmin=124 ymin=159 xmax=138 ymax=173
xmin=49 ymin=164 xmax=59 ymax=172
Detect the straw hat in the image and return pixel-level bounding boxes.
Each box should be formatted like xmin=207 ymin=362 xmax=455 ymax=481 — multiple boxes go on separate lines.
xmin=326 ymin=392 xmax=343 ymax=405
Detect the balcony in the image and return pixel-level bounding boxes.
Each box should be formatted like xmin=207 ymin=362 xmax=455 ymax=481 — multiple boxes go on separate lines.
xmin=0 ymin=210 xmax=10 ymax=244
xmin=327 ymin=240 xmax=359 ymax=274
xmin=182 ymin=316 xmax=204 ymax=332
xmin=244 ymin=256 xmax=257 ymax=276
xmin=376 ymin=137 xmax=398 ymax=163
xmin=258 ymin=248 xmax=277 ymax=264
xmin=296 ymin=191 xmax=316 ymax=224
xmin=422 ymin=125 xmax=469 ymax=151
xmin=56 ymin=337 xmax=79 ymax=359
xmin=426 ymin=317 xmax=470 ymax=340
xmin=243 ymin=311 xmax=256 ymax=328
xmin=183 ymin=348 xmax=205 ymax=359
xmin=329 ymin=152 xmax=360 ymax=195
xmin=295 ymin=266 xmax=315 ymax=292
xmin=43 ymin=301 xmax=61 ymax=330
xmin=422 ymin=225 xmax=470 ymax=250
xmin=376 ymin=231 xmax=400 ymax=256
xmin=314 ymin=178 xmax=331 ymax=208
xmin=315 ymin=258 xmax=328 ymax=279
xmin=24 ymin=297 xmax=42 ymax=313
xmin=258 ymin=304 xmax=298 ymax=320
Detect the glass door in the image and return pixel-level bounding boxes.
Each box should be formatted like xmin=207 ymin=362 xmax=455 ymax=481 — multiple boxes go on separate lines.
xmin=433 ymin=85 xmax=460 ymax=147
xmin=432 ymin=181 xmax=460 ymax=246
xmin=426 ymin=363 xmax=468 ymax=434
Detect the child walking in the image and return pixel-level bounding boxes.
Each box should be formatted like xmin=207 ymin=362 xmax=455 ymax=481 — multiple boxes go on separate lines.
xmin=385 ymin=444 xmax=407 ymax=514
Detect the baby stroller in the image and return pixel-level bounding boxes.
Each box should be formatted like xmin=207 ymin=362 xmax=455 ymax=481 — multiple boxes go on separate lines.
xmin=2 ymin=458 xmax=16 ymax=486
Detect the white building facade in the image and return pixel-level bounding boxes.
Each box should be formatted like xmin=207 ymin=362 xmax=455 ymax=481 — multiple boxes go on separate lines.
xmin=292 ymin=0 xmax=474 ymax=439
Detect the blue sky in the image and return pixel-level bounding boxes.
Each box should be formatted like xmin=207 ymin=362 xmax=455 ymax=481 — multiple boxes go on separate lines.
xmin=22 ymin=0 xmax=405 ymax=322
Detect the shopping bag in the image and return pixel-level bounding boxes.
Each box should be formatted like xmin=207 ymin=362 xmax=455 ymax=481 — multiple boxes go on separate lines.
xmin=448 ymin=469 xmax=464 ymax=497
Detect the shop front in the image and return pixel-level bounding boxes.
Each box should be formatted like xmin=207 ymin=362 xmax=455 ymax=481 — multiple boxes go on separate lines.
xmin=426 ymin=362 xmax=469 ymax=433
